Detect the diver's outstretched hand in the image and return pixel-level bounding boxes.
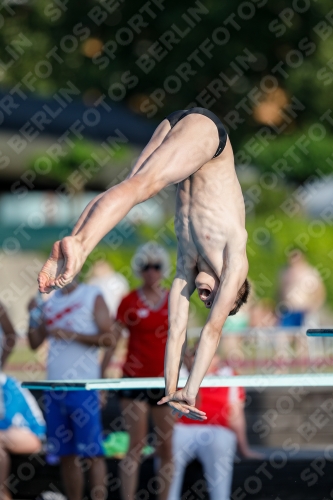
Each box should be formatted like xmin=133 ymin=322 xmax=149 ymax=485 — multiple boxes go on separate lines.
xmin=38 ymin=237 xmax=86 ymax=293
xmin=157 ymin=389 xmax=207 ymax=421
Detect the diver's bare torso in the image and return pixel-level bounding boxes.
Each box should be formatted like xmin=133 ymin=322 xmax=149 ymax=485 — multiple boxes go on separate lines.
xmin=175 ymin=136 xmax=246 ymax=279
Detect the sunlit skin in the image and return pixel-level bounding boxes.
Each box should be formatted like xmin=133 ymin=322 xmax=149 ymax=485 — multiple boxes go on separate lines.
xmin=38 ymin=112 xmax=248 ymax=420
xmin=159 ymin=134 xmax=248 ymax=420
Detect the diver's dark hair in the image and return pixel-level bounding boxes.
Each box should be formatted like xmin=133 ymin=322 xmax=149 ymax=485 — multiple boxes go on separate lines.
xmin=228 ymin=279 xmax=250 ymax=316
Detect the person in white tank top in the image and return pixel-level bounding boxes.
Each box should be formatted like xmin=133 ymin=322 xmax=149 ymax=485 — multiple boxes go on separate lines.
xmin=45 ymin=282 xmax=104 ymax=380
xmin=27 ymin=278 xmax=114 ymax=500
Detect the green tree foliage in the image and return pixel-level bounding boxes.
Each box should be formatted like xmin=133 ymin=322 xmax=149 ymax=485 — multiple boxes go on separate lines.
xmin=246 ymin=214 xmax=333 ymax=308
xmin=241 ymin=131 xmax=333 ymax=183
xmin=1 ymin=0 xmax=333 ymax=154
xmin=28 ymin=138 xmax=132 ymax=187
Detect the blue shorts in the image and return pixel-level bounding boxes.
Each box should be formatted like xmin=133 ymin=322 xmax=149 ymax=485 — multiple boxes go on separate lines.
xmin=45 ymin=390 xmax=104 ymax=457
xmin=280 ymin=311 xmax=305 ymax=327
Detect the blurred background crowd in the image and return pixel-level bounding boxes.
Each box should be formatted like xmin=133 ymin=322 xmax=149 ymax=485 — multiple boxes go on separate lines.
xmin=1 ymin=0 xmax=333 ymax=499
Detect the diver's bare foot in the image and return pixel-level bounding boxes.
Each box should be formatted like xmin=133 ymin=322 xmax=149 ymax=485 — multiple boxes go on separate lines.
xmin=53 ymin=236 xmax=86 ymax=289
xmin=38 ymin=240 xmax=64 ymax=293
xmin=38 ymin=236 xmax=86 ymax=293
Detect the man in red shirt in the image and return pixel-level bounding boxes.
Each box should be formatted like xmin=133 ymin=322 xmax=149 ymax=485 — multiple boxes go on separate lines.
xmin=168 ymin=348 xmax=261 ymax=500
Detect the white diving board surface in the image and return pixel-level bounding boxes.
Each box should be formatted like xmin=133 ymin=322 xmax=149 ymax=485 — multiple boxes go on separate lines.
xmin=22 ymin=373 xmax=333 ymax=391
xmin=306 ymin=329 xmax=333 ymax=337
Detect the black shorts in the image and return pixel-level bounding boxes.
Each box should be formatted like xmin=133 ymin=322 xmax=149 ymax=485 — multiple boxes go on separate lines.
xmin=165 ymin=107 xmax=228 ymax=158
xmin=118 ymin=387 xmax=165 ymax=406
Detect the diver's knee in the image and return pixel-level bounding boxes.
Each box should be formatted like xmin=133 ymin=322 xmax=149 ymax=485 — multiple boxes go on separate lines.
xmin=132 ymin=173 xmax=162 ymax=200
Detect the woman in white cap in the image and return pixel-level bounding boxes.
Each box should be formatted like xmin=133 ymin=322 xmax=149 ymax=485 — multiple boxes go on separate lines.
xmin=102 ymin=242 xmax=174 ymax=500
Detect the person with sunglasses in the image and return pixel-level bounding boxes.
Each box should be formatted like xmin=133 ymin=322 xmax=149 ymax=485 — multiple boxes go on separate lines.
xmin=101 ymin=242 xmax=174 ymax=500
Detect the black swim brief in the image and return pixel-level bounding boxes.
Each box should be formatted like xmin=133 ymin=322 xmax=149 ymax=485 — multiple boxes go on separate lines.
xmin=118 ymin=386 xmax=165 ymax=406
xmin=165 ymin=107 xmax=228 ymax=158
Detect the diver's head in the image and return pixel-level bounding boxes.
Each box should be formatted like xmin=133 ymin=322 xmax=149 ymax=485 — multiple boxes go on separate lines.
xmin=195 ymin=269 xmax=250 ymax=314
xmin=195 ymin=270 xmax=219 ymax=309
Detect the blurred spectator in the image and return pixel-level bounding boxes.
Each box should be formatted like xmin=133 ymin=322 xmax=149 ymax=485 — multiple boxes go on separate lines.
xmin=249 ymin=299 xmax=281 ymax=367
xmin=27 ymin=278 xmax=114 ymax=500
xmin=87 ymin=260 xmax=129 ymax=317
xmin=169 ymin=347 xmax=261 ymax=500
xmin=88 ymin=260 xmax=129 ymax=380
xmin=0 ymin=303 xmax=16 ymax=370
xmin=278 ymin=249 xmax=326 ymax=327
xmin=278 ymin=250 xmax=327 ymax=361
xmin=102 ymin=242 xmax=173 ymax=500
xmin=249 ymin=298 xmax=277 ymax=328
xmin=0 ymin=374 xmax=45 ymax=500
xmin=221 ymin=292 xmax=252 ymax=368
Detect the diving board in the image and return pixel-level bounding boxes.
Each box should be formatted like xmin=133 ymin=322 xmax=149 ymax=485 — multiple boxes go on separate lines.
xmin=306 ymin=329 xmax=333 ymax=337
xmin=22 ymin=373 xmax=333 ymax=391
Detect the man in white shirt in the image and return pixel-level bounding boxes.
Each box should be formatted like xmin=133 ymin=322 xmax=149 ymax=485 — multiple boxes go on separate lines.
xmin=87 ymin=260 xmax=129 ymax=318
xmin=27 ymin=278 xmax=114 ymax=500
xmin=169 ymin=347 xmax=261 ymax=500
